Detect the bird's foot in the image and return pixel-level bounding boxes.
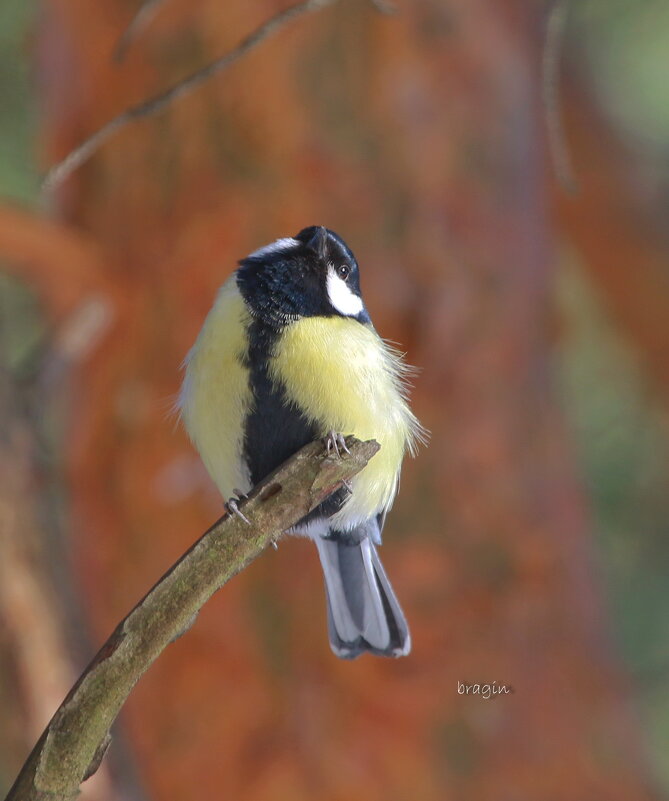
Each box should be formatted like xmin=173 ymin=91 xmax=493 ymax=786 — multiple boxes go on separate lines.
xmin=324 ymin=431 xmax=351 ymax=458
xmin=225 ymin=490 xmax=251 ymax=525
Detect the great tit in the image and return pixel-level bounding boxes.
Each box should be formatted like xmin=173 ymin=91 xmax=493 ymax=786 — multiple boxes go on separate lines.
xmin=178 ymin=226 xmax=424 ymax=658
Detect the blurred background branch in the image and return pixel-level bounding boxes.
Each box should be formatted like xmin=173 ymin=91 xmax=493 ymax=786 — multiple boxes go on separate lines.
xmin=114 ymin=0 xmax=169 ymax=62
xmin=543 ymin=0 xmax=577 ymax=192
xmin=43 ymin=0 xmax=345 ymax=193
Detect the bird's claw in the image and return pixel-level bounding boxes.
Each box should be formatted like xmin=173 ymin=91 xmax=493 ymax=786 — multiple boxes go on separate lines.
xmin=225 ymin=494 xmax=251 ymax=525
xmin=324 ymin=431 xmax=351 ymax=458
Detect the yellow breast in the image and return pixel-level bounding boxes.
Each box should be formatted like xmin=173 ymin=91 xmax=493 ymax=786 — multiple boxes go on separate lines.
xmin=179 ymin=278 xmax=253 ymax=499
xmin=270 ymin=316 xmax=422 ymax=529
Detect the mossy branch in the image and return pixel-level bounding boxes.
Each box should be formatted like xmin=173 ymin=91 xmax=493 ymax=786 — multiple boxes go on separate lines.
xmin=6 ymin=436 xmax=379 ymax=801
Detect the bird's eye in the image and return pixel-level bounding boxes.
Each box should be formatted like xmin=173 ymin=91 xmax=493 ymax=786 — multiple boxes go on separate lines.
xmin=337 ymin=264 xmax=351 ymax=280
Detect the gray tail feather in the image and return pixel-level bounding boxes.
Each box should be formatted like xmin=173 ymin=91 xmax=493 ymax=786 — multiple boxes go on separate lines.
xmin=315 ymin=536 xmax=411 ymax=659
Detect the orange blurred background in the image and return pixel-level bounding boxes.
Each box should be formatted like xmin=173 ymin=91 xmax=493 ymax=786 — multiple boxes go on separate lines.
xmin=1 ymin=1 xmax=669 ymax=800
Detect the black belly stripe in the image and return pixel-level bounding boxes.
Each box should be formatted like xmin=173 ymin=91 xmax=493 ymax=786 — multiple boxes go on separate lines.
xmin=241 ymin=316 xmax=350 ymax=524
xmin=242 ymin=317 xmax=319 ymax=486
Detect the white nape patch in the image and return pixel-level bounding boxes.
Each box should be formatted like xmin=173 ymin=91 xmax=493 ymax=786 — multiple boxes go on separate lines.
xmin=326 ymin=268 xmax=364 ymax=317
xmin=247 ymin=237 xmax=299 ymax=260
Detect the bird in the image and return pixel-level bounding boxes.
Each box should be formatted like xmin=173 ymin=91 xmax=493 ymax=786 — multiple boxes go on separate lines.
xmin=178 ymin=226 xmax=425 ymax=658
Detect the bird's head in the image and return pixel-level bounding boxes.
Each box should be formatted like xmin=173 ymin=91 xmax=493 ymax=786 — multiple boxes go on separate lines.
xmin=237 ymin=226 xmax=370 ymax=327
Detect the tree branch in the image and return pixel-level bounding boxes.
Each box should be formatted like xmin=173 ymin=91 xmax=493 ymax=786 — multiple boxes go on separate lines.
xmin=113 ymin=0 xmax=168 ymax=62
xmin=42 ymin=0 xmax=340 ymax=195
xmin=542 ymin=0 xmax=577 ymax=193
xmin=6 ymin=436 xmax=379 ymax=801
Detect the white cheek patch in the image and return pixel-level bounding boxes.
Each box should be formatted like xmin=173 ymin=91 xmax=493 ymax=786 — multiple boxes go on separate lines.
xmin=247 ymin=237 xmax=299 ymax=259
xmin=326 ymin=269 xmax=364 ymax=317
